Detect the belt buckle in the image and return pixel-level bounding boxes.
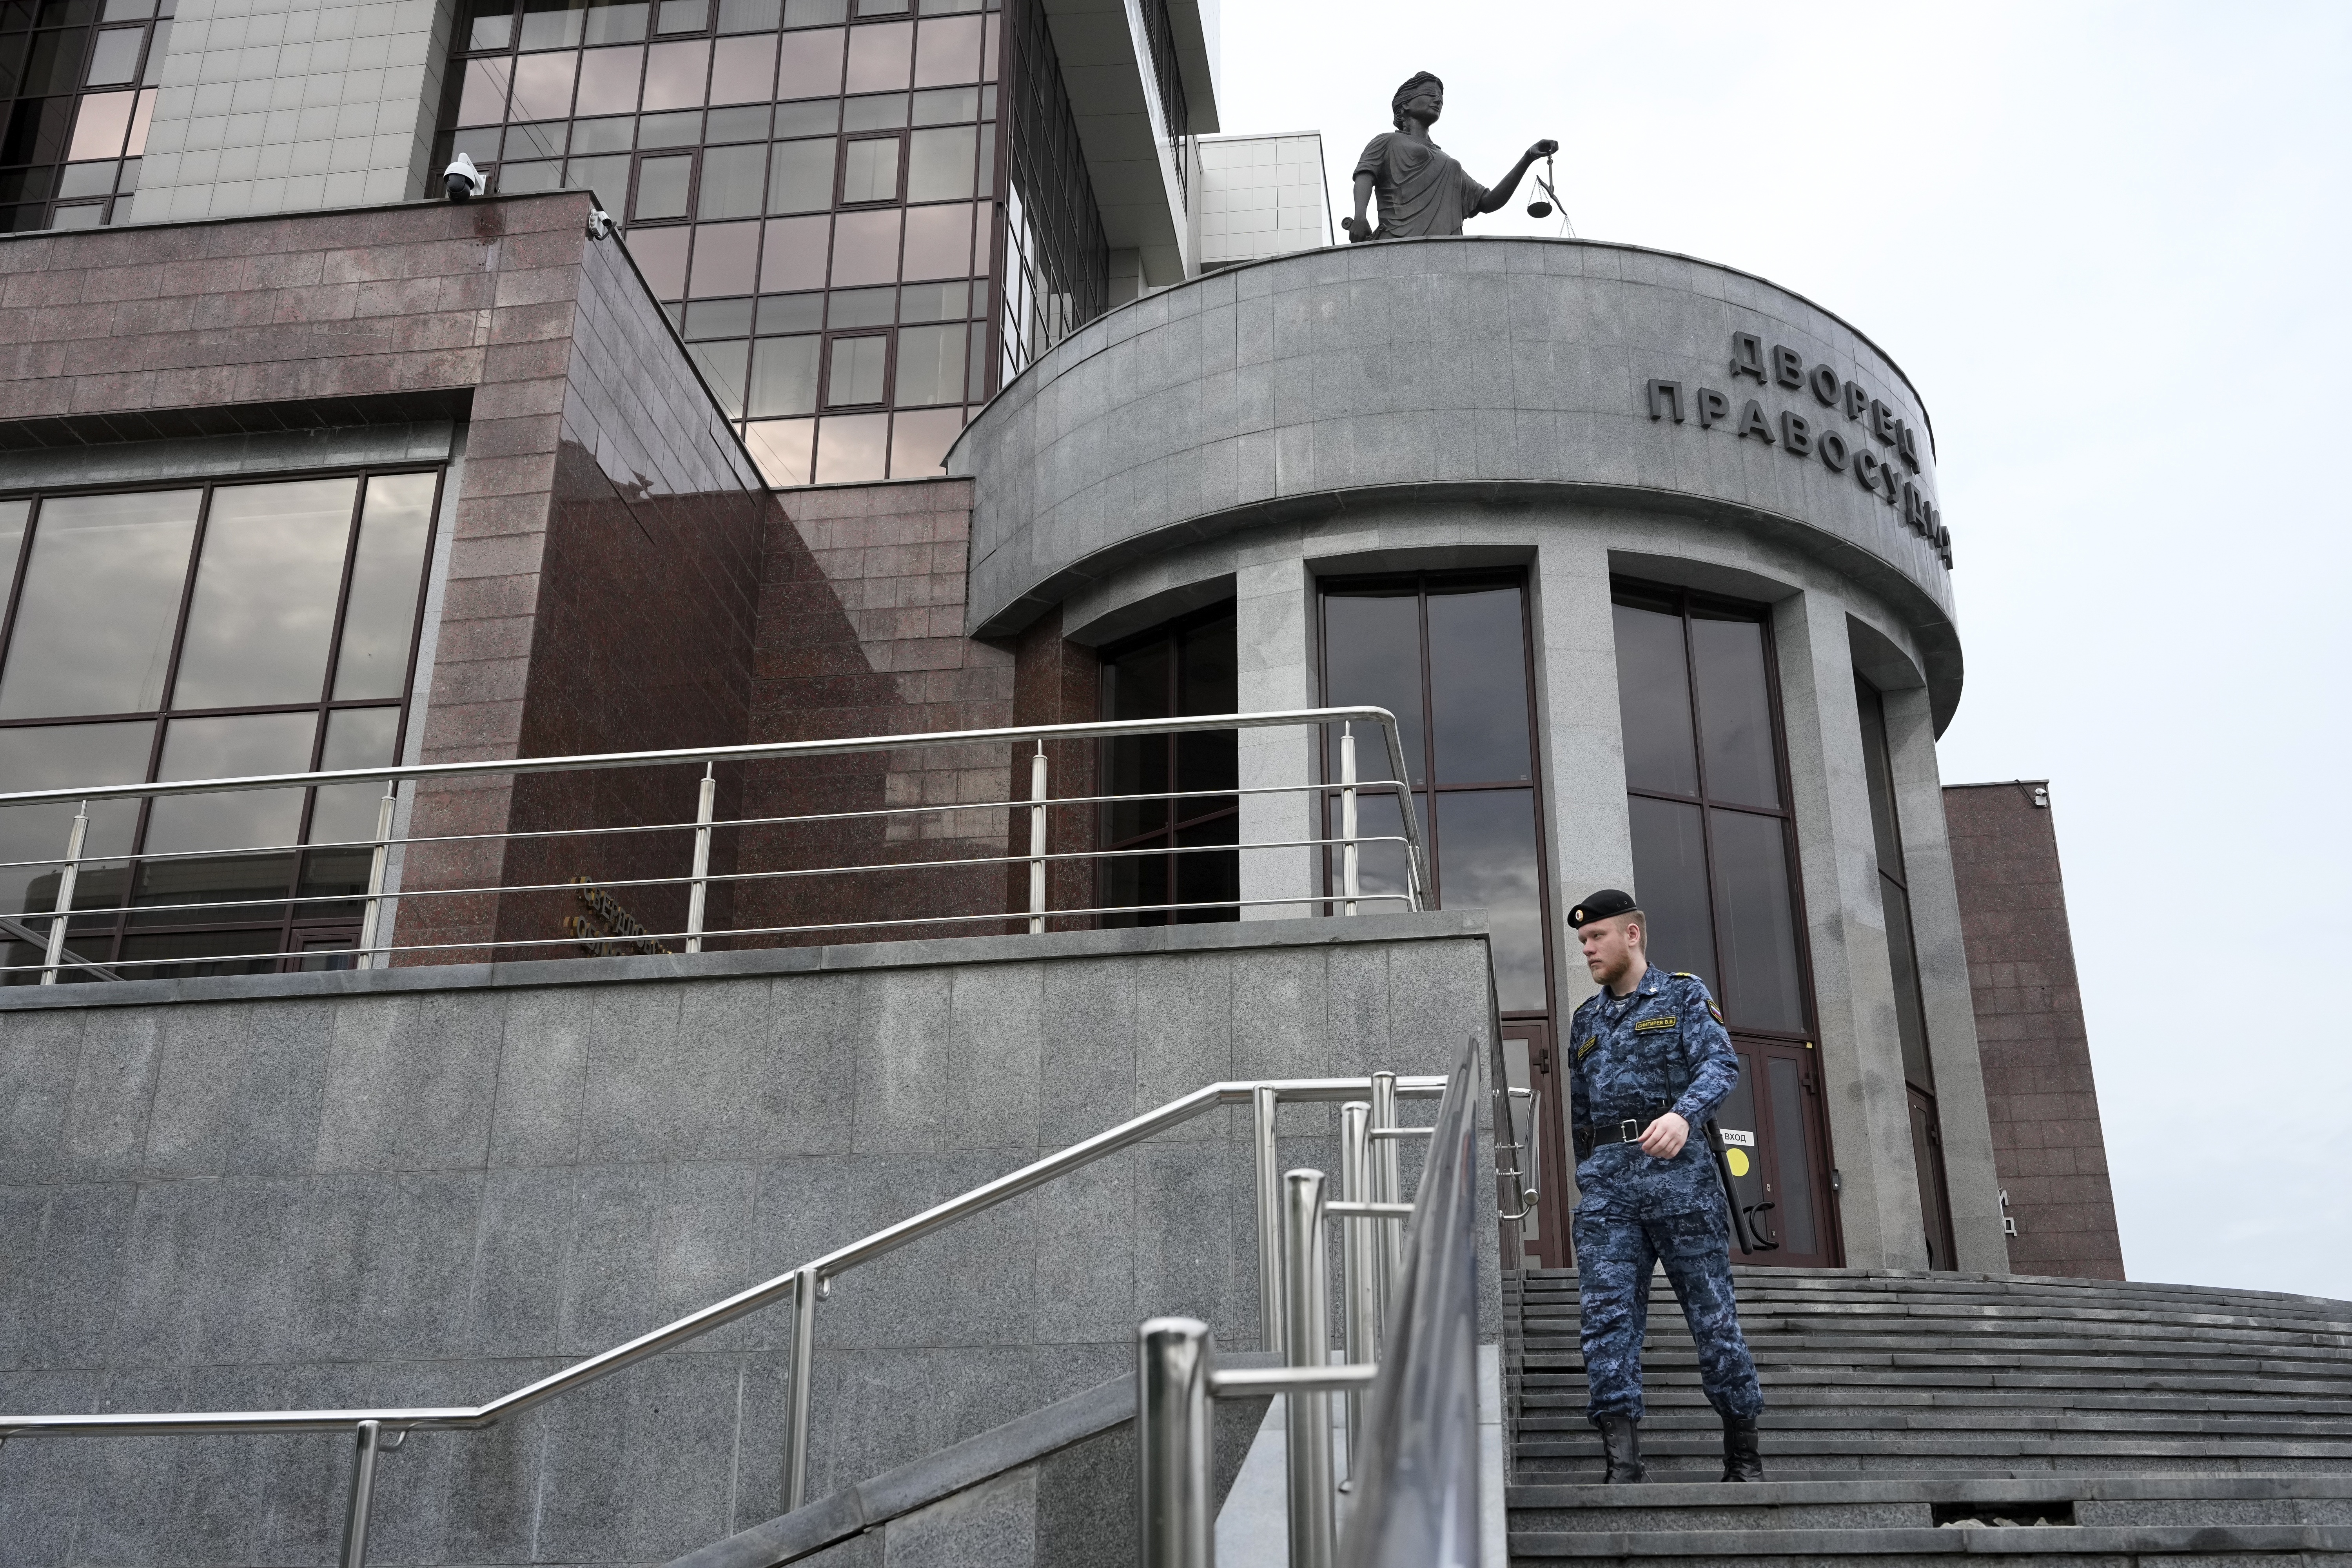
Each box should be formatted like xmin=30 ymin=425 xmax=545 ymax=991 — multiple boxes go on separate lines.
xmin=1619 ymin=1118 xmax=1642 ymax=1145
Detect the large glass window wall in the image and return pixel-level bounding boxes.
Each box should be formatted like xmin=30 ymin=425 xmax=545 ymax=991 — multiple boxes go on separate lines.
xmin=0 ymin=472 xmax=441 ymax=980
xmin=0 ymin=0 xmax=168 ymax=232
xmin=441 ymin=0 xmax=1111 ymax=487
xmin=447 ymin=0 xmax=1016 ymax=487
xmin=995 ymin=0 xmax=1102 ymax=385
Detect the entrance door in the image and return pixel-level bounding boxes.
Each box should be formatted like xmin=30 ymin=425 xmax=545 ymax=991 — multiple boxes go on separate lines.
xmin=1500 ymin=1018 xmax=1572 ymax=1267
xmin=1609 ymin=583 xmax=1843 ymax=1267
xmin=1710 ymin=1035 xmax=1838 ymax=1268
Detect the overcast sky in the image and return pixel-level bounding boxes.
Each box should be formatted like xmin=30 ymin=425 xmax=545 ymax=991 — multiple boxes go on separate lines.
xmin=1216 ymin=2 xmax=2352 ymax=1301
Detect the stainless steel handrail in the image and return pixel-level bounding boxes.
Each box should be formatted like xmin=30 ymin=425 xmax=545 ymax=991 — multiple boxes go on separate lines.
xmin=26 ymin=835 xmax=1416 ymax=925
xmin=0 ymin=1070 xmax=1444 ymax=1562
xmin=0 ymin=706 xmax=1432 ymax=982
xmin=1339 ymin=1034 xmax=1486 ymax=1568
xmin=0 ymin=708 xmax=1420 ymax=809
xmin=1135 ymin=1035 xmax=1491 ymax=1568
xmin=0 ymin=778 xmax=1413 ymax=874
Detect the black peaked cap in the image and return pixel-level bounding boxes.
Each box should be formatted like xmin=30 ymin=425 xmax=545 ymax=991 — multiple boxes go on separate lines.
xmin=1569 ymin=889 xmax=1639 ymax=929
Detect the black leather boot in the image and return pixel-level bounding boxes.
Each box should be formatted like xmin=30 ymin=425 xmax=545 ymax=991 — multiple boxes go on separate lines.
xmin=1720 ymin=1414 xmax=1763 ymax=1482
xmin=1596 ymin=1414 xmax=1646 ymax=1483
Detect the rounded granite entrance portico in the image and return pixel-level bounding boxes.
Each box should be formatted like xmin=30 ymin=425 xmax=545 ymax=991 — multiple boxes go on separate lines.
xmin=947 ymin=236 xmax=2000 ymax=1278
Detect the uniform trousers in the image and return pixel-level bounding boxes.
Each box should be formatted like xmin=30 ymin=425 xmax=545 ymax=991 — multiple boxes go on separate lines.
xmin=1572 ymin=1200 xmax=1764 ymax=1422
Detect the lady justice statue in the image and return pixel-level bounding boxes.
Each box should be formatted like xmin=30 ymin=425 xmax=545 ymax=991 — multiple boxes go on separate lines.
xmin=1342 ymin=72 xmax=1557 ymax=241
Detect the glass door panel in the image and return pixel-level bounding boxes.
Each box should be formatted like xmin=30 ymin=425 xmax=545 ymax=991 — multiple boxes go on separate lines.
xmin=1714 ymin=1045 xmax=1775 ymax=1254
xmin=1708 ymin=1038 xmax=1837 ymax=1267
xmin=1501 ymin=1018 xmax=1568 ymax=1268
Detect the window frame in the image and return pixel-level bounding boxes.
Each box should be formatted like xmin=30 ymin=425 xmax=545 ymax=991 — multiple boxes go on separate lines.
xmin=1611 ymin=578 xmax=1820 ymax=1045
xmin=0 ymin=465 xmax=447 ymax=976
xmin=1315 ymin=568 xmax=1556 ymax=1018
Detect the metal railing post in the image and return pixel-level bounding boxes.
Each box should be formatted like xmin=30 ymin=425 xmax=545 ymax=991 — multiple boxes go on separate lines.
xmin=355 ymin=787 xmax=396 ymax=970
xmin=1028 ymin=740 xmax=1047 ymax=934
xmin=1282 ymin=1168 xmax=1337 ymax=1568
xmin=784 ymin=1264 xmax=818 ymax=1513
xmin=686 ymin=764 xmax=715 ymax=953
xmin=38 ymin=803 xmax=88 ymax=985
xmin=1137 ymin=1316 xmax=1215 ymax=1568
xmin=1370 ymin=1072 xmax=1403 ymax=1322
xmin=1254 ymin=1084 xmax=1282 ymax=1354
xmin=1339 ymin=725 xmax=1359 ymax=916
xmin=338 ymin=1419 xmax=383 ymax=1568
xmin=1339 ymin=1102 xmax=1374 ymax=1475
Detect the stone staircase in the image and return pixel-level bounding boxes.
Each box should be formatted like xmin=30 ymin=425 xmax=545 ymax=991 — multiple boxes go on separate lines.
xmin=1504 ymin=1267 xmax=2352 ymax=1564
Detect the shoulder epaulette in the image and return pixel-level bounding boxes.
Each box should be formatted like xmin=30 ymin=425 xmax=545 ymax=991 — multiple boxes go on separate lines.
xmin=1672 ymin=971 xmax=1699 ymax=980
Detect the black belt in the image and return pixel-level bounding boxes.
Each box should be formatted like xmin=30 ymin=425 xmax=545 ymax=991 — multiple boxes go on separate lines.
xmin=1582 ymin=1112 xmax=1667 ymax=1148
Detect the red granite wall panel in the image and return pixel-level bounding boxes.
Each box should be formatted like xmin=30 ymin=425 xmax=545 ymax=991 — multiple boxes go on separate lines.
xmin=482 ymin=230 xmax=767 ymax=960
xmin=732 ymin=477 xmax=1018 ymax=944
xmin=1943 ymin=780 xmax=2126 ymax=1279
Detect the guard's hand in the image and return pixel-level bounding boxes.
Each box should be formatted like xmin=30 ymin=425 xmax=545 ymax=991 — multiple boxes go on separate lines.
xmin=1530 ymin=138 xmax=1560 ymax=158
xmin=1341 ymin=215 xmax=1372 ymax=243
xmin=1638 ymin=1111 xmax=1689 ymax=1159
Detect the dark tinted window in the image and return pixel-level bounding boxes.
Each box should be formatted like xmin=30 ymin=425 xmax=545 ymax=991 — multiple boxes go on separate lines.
xmin=1098 ymin=604 xmax=1236 ymax=926
xmin=1691 ymin=612 xmax=1780 ymax=809
xmin=1612 ymin=601 xmax=1698 ymax=797
xmin=1322 ymin=573 xmax=1551 ymax=1016
xmin=1321 ymin=590 xmax=1422 ymax=786
xmin=1612 ymin=584 xmax=1810 ymax=1036
xmin=1427 ymin=585 xmax=1530 ymax=785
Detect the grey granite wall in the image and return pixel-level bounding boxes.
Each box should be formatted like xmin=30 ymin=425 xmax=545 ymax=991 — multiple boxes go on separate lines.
xmin=951 ymin=237 xmax=1958 ymax=727
xmin=0 ymin=914 xmax=1494 ymax=1568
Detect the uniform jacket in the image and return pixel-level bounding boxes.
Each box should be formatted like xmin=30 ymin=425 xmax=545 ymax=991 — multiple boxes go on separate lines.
xmin=1567 ymin=964 xmax=1741 ymax=1220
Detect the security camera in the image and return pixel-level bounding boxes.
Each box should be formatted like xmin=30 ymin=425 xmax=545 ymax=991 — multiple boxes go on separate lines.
xmin=443 ymin=152 xmax=485 ymax=202
xmin=586 ymin=208 xmax=614 ymax=240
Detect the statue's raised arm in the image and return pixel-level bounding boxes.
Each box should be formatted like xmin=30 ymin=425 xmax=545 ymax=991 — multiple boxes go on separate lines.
xmin=1341 ymin=72 xmax=1559 ymax=243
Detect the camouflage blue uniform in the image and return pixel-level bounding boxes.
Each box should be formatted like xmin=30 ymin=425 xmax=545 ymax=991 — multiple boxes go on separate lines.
xmin=1568 ymin=963 xmax=1764 ymax=1423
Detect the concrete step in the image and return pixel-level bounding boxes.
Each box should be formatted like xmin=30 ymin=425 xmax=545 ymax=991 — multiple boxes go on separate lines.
xmin=1518 ymin=1266 xmax=2352 ymax=1312
xmin=1509 ymin=1474 xmax=2352 ymax=1532
xmin=1506 ymin=1521 xmax=2352 ymax=1561
xmin=1524 ymin=1326 xmax=2352 ymax=1363
xmin=1517 ymin=1368 xmax=2352 ymax=1396
xmin=1505 ymin=1382 xmax=2352 ymax=1420
xmin=1519 ymin=1341 xmax=2352 ymax=1376
xmin=1504 ymin=1270 xmax=2352 ymax=1565
xmin=1514 ymin=1285 xmax=2352 ymax=1322
xmin=1514 ymin=1410 xmax=2352 ymax=1440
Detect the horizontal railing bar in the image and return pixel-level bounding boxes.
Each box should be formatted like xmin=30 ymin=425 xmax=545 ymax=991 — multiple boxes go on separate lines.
xmin=1207 ymin=1364 xmax=1380 ymax=1397
xmin=701 ymin=779 xmax=1408 ymax=836
xmin=0 ymin=893 xmax=1423 ymax=976
xmin=0 ymin=1405 xmax=485 ymax=1439
xmin=1367 ymin=1127 xmax=1436 ymax=1140
xmin=0 ymin=708 xmax=1412 ymax=809
xmin=0 ymin=1073 xmax=1441 ymax=1439
xmin=1325 ymin=1201 xmax=1416 ymax=1219
xmin=0 ymin=914 xmax=118 ymax=978
xmin=4 ymin=835 xmax=1417 ymax=927
xmin=0 ymin=780 xmax=1419 ymax=877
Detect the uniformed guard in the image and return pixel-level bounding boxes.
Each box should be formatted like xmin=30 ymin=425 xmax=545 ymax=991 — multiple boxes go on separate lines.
xmin=1565 ymin=889 xmax=1765 ymax=1483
